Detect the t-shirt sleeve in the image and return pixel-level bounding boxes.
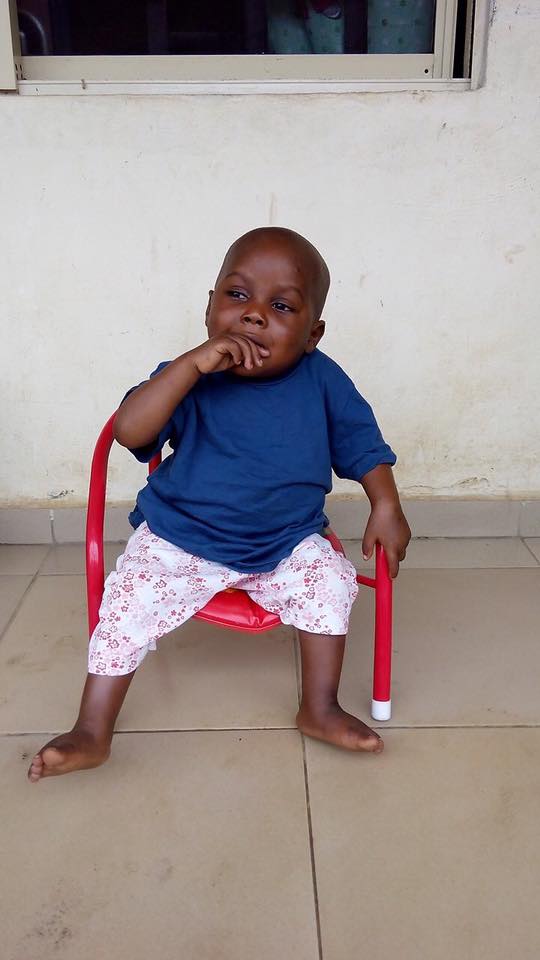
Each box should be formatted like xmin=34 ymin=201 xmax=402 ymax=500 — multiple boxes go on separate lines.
xmin=120 ymin=361 xmax=185 ymax=463
xmin=328 ymin=378 xmax=397 ymax=482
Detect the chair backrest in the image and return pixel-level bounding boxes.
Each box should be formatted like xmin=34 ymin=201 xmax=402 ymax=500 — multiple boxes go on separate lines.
xmin=86 ymin=414 xmax=116 ymax=636
xmin=86 ymin=413 xmax=165 ymax=633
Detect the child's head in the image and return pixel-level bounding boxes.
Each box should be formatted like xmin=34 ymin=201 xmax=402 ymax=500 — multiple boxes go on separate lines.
xmin=205 ymin=227 xmax=330 ymax=379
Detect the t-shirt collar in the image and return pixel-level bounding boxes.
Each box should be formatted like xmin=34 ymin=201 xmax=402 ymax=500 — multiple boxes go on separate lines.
xmin=224 ymin=352 xmax=307 ymax=387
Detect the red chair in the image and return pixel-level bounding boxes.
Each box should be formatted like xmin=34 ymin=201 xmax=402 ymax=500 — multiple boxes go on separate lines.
xmin=86 ymin=414 xmax=394 ymax=721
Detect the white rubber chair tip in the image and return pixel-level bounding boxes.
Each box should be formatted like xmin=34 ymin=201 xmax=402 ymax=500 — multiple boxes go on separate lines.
xmin=371 ymin=699 xmax=391 ymax=721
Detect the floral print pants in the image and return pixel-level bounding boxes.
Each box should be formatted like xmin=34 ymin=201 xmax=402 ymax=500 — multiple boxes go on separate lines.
xmin=88 ymin=522 xmax=358 ymax=676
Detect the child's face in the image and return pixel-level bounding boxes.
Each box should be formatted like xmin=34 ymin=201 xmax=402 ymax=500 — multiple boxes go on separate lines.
xmin=205 ymin=235 xmax=326 ymax=379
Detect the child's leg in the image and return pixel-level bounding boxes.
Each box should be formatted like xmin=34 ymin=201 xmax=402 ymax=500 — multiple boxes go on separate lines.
xmin=295 ymin=629 xmax=383 ymax=753
xmin=28 ymin=523 xmax=242 ymax=782
xmin=242 ymin=533 xmax=383 ymax=753
xmin=28 ymin=671 xmax=135 ymax=781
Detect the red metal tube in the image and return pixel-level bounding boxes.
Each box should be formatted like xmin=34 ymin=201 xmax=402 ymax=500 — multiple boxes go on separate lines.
xmin=85 ymin=413 xmax=116 ymax=639
xmin=373 ymin=543 xmax=393 ymax=703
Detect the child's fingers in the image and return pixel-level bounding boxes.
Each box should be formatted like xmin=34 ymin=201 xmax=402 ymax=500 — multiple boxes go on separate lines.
xmin=223 ymin=340 xmax=243 ymax=367
xmin=363 ymin=536 xmax=402 ymax=577
xmin=243 ymin=337 xmax=262 ymax=369
xmin=220 ymin=337 xmax=253 ymax=368
xmin=386 ymin=542 xmax=409 ymax=577
xmin=213 ymin=334 xmax=270 ymax=370
xmin=234 ymin=336 xmax=268 ymax=369
xmin=236 ymin=337 xmax=255 ymax=368
xmin=251 ymin=341 xmax=271 ymax=365
xmin=386 ymin=549 xmax=400 ymax=579
xmin=361 ymin=533 xmax=375 ymax=561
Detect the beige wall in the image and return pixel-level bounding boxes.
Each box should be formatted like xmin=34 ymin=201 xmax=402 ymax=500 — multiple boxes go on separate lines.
xmin=1 ymin=0 xmax=539 ymax=509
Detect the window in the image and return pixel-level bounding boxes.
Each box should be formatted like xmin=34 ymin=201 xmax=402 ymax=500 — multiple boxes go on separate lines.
xmin=1 ymin=0 xmax=488 ymax=93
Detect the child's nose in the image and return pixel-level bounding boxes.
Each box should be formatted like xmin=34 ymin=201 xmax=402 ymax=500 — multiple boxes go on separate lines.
xmin=241 ymin=308 xmax=267 ymax=327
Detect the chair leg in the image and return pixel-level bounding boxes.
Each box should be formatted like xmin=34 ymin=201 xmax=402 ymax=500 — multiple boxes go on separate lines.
xmin=372 ymin=544 xmax=393 ymax=721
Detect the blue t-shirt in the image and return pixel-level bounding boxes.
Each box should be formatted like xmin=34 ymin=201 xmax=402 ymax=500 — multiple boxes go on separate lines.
xmin=127 ymin=349 xmax=396 ymax=572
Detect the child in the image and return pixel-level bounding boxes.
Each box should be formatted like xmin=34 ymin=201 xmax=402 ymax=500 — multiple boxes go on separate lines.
xmin=28 ymin=227 xmax=410 ymax=782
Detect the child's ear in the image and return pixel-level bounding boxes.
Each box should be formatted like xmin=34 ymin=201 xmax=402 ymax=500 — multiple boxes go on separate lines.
xmin=205 ymin=290 xmax=214 ymax=326
xmin=306 ymin=320 xmax=325 ymax=352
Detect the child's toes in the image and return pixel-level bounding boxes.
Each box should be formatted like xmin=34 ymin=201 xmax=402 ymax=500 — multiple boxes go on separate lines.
xmin=351 ymin=725 xmax=384 ymax=753
xmin=27 ymin=753 xmax=45 ymax=782
xmin=345 ymin=727 xmax=383 ymax=753
xmin=27 ymin=742 xmax=74 ymax=781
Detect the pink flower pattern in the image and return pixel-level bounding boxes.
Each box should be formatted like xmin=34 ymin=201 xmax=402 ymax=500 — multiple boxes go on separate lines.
xmin=89 ymin=522 xmax=358 ymax=676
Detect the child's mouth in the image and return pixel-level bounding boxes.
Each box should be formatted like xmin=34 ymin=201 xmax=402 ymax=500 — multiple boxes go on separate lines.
xmin=241 ymin=333 xmax=267 ymax=350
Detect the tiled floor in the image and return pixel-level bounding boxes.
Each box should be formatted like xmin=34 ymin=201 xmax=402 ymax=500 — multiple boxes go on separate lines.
xmin=1 ymin=538 xmax=539 ymax=960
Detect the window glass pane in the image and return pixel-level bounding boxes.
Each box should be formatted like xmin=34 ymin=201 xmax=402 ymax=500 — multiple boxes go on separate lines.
xmin=16 ymin=0 xmax=436 ymax=57
xmin=367 ymin=0 xmax=435 ymax=54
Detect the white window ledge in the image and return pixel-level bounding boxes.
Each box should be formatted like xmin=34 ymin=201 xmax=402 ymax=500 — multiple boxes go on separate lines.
xmin=16 ymin=78 xmax=471 ymax=96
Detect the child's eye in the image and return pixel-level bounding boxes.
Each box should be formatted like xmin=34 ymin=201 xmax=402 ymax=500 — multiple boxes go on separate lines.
xmin=273 ymin=301 xmax=294 ymax=313
xmin=227 ymin=289 xmax=248 ymax=300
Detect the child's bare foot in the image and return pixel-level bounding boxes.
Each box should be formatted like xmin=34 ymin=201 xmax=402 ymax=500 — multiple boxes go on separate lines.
xmin=27 ymin=728 xmax=112 ymax=782
xmin=296 ymin=702 xmax=384 ymax=753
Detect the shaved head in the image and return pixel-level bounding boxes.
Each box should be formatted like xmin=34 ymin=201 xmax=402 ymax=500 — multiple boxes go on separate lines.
xmin=216 ymin=227 xmax=330 ymax=320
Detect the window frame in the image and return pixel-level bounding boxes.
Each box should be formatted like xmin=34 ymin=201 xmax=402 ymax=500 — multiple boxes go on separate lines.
xmin=1 ymin=0 xmax=489 ymax=94
xmin=1 ymin=0 xmax=21 ymax=89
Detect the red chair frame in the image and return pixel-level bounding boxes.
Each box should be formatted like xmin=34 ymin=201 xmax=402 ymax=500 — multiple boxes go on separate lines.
xmin=86 ymin=414 xmax=393 ymax=721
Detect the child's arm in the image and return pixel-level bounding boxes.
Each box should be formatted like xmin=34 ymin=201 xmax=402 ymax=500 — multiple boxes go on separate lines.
xmin=360 ymin=464 xmax=411 ymax=579
xmin=114 ymin=334 xmax=270 ymax=449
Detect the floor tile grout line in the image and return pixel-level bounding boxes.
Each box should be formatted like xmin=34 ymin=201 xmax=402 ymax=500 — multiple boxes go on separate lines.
xmin=2 ymin=726 xmax=299 ymax=737
xmin=19 ymin=560 xmax=540 ymax=573
xmin=4 ymin=722 xmax=540 ymax=738
xmin=19 ymin=564 xmax=540 ymax=578
xmin=300 ymin=732 xmax=324 ymax=960
xmin=364 ymin=562 xmax=534 ymax=568
xmin=36 ymin=543 xmax=55 ymax=574
xmin=368 ymin=722 xmax=540 ymax=729
xmin=0 ymin=563 xmax=45 ymax=645
xmin=520 ymin=536 xmax=540 ymax=565
xmin=293 ymin=613 xmax=324 ymax=960
xmin=293 ymin=623 xmax=323 ymax=957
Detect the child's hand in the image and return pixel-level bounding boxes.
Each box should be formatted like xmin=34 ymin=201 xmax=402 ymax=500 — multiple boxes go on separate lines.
xmin=190 ymin=335 xmax=271 ymax=375
xmin=361 ymin=501 xmax=411 ymax=579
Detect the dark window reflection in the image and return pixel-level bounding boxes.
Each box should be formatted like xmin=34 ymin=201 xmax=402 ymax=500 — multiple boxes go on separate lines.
xmin=267 ymin=1 xmax=435 ymax=54
xmin=17 ymin=0 xmax=438 ymax=58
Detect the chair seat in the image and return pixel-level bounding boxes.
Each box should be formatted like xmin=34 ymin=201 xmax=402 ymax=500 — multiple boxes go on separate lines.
xmin=194 ymin=588 xmax=281 ymax=632
xmin=192 ymin=528 xmax=346 ymax=633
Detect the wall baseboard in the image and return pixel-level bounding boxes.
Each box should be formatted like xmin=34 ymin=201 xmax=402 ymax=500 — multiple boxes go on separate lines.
xmin=1 ymin=498 xmax=540 ymax=544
